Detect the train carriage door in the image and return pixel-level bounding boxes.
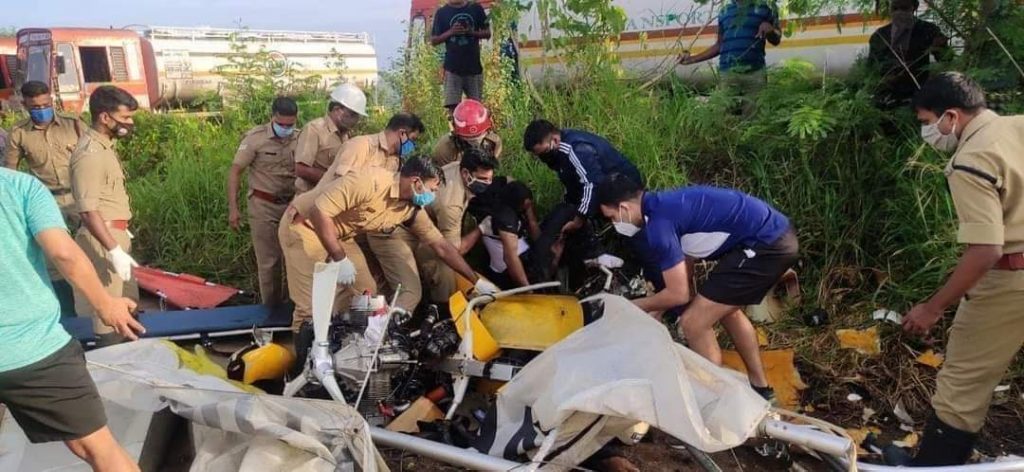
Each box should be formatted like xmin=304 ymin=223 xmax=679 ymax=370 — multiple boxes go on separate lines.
xmin=24 ymin=43 xmax=51 ymax=85
xmin=55 ymin=43 xmax=82 ymax=97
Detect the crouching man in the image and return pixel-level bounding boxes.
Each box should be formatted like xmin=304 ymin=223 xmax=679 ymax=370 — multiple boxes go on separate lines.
xmin=279 ymin=156 xmax=499 ymax=333
xmin=0 ymin=167 xmax=144 ymax=471
xmin=595 ymin=174 xmax=798 ymax=402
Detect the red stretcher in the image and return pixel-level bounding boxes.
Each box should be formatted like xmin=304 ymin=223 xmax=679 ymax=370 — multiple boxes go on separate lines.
xmin=133 ymin=266 xmax=241 ymax=310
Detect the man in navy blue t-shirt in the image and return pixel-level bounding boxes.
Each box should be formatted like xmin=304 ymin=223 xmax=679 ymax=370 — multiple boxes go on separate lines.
xmin=431 ymin=0 xmax=491 ymax=113
xmin=679 ymin=0 xmax=781 ymax=113
xmin=595 ymin=174 xmax=798 ymax=402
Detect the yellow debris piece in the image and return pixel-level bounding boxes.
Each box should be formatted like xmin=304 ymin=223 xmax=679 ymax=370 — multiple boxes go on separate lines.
xmin=756 ymin=327 xmax=769 ymax=347
xmin=480 ymin=295 xmax=584 ymax=351
xmin=722 ymin=349 xmax=807 ymax=410
xmin=163 ymin=341 xmax=262 ymax=394
xmin=915 ymin=350 xmax=944 ymax=368
xmin=895 ymin=432 xmax=920 ymax=448
xmin=386 ymin=397 xmax=444 ymax=434
xmin=846 ymin=426 xmax=882 ymax=447
xmin=836 ymin=327 xmax=881 ymax=356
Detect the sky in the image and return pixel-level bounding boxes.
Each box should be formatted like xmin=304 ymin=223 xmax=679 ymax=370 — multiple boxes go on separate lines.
xmin=6 ymin=0 xmax=413 ymax=68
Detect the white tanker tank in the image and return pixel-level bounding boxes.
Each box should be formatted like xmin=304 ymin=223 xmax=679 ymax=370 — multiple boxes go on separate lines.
xmin=138 ymin=26 xmax=379 ymax=105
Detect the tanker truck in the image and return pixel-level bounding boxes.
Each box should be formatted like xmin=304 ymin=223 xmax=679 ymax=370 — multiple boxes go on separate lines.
xmin=409 ymin=0 xmax=885 ymax=80
xmin=15 ymin=25 xmax=378 ymax=113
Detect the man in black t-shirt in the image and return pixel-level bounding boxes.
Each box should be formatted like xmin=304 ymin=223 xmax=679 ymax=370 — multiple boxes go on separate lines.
xmin=460 ymin=178 xmax=541 ymax=289
xmin=867 ymin=0 xmax=950 ymax=107
xmin=431 ymin=0 xmax=491 ymax=113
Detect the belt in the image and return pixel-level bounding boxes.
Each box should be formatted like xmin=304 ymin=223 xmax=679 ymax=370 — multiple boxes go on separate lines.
xmin=994 ymin=253 xmax=1024 ymax=271
xmin=50 ymin=188 xmax=72 ymax=196
xmin=251 ymin=189 xmax=293 ymax=205
xmin=106 ymin=220 xmax=129 ymax=231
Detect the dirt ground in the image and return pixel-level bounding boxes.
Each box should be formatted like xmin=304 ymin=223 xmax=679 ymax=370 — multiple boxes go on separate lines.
xmin=379 ymin=430 xmax=829 ymax=471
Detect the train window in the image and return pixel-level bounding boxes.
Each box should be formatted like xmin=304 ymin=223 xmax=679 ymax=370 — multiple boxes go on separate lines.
xmin=79 ymin=46 xmax=112 ymax=83
xmin=56 ymin=43 xmax=80 ymax=93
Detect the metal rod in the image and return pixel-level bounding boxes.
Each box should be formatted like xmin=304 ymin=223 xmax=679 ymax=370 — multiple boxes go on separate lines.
xmin=369 ymin=427 xmax=522 ymax=471
xmin=761 ymin=419 xmax=853 ymax=458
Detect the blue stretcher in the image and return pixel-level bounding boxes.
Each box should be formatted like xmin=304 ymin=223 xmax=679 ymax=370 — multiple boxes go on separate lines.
xmin=61 ymin=304 xmax=294 ymax=348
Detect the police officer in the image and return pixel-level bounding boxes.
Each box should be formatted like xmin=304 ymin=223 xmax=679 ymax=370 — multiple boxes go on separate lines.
xmin=279 ymin=156 xmax=498 ymax=331
xmin=69 ymin=85 xmax=141 ymax=345
xmin=432 ymin=99 xmax=502 ymax=166
xmin=5 ymin=81 xmax=87 ymax=307
xmin=369 ymin=148 xmax=500 ymax=312
xmin=227 ymin=97 xmax=300 ymax=306
xmin=299 ymin=112 xmax=424 ymax=304
xmin=898 ymin=72 xmax=1024 ymax=466
xmin=312 ymin=112 xmax=423 ymax=190
xmin=293 ymin=83 xmax=367 ymax=193
xmin=5 ymin=81 xmax=85 ymax=227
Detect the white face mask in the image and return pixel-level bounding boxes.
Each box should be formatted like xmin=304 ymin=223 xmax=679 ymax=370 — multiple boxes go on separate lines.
xmin=921 ymin=113 xmax=959 ymax=152
xmin=613 ymin=206 xmax=640 ymax=237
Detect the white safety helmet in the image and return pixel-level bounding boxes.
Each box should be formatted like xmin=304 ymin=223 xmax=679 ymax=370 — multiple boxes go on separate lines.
xmin=329 ymin=83 xmax=368 ymax=117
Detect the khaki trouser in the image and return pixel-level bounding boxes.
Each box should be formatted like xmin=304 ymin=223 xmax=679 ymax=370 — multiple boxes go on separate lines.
xmin=367 ymin=229 xmax=424 ymax=312
xmin=932 ymin=269 xmax=1024 ymax=432
xmin=248 ymin=196 xmax=289 ymax=306
xmin=279 ymin=220 xmax=378 ymax=331
xmin=73 ymin=227 xmax=140 ymax=335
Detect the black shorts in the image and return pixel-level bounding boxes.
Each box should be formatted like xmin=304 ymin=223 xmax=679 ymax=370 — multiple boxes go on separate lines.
xmin=0 ymin=340 xmax=107 ymax=443
xmin=698 ymin=229 xmax=799 ymax=307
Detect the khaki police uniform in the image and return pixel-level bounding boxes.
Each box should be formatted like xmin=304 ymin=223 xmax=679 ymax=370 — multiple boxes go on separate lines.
xmin=280 ymin=168 xmax=444 ymax=329
xmin=932 ymin=109 xmax=1024 ymax=433
xmin=234 ymin=123 xmax=299 ymax=306
xmin=300 ymin=130 xmax=401 ymax=294
xmin=368 ymin=162 xmax=471 ymax=310
xmin=294 ymin=115 xmax=349 ymax=193
xmin=4 ymin=115 xmax=85 ymax=228
xmin=431 ymin=131 xmax=503 ymax=167
xmin=69 ymin=127 xmax=138 ymax=334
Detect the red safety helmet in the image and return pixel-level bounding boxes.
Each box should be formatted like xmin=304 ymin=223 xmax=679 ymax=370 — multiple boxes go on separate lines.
xmin=452 ymin=99 xmax=493 ymax=138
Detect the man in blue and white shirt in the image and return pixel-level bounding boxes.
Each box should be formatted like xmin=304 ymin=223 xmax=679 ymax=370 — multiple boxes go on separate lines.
xmin=523 ymin=119 xmax=642 ymax=282
xmin=596 ymin=174 xmax=798 ymax=401
xmin=679 ymin=0 xmax=781 ymax=113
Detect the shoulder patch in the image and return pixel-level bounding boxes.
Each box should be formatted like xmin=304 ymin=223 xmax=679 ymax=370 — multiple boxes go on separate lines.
xmin=951 ymin=164 xmax=999 ymax=187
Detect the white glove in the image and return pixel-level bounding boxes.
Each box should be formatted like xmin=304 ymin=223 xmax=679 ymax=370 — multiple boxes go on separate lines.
xmin=474 ymin=277 xmax=500 ymax=295
xmin=587 ymin=254 xmax=624 ymax=269
xmin=331 ymin=257 xmax=357 ymax=285
xmin=105 ymin=246 xmax=139 ymax=282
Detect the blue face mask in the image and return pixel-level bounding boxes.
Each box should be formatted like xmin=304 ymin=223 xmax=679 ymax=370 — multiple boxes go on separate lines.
xmin=29 ymin=107 xmax=54 ymax=124
xmin=272 ymin=122 xmax=295 ymax=138
xmin=410 ymin=181 xmax=436 ymax=207
xmin=400 ymin=138 xmax=416 ymax=157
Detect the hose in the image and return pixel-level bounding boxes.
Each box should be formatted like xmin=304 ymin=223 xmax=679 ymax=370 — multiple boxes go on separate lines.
xmin=768 ymin=408 xmax=1024 ymax=472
